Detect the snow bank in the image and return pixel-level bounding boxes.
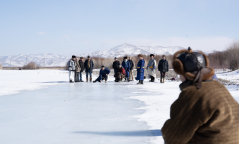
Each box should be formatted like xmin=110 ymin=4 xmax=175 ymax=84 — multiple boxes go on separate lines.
xmin=0 ymin=70 xmax=97 ymax=96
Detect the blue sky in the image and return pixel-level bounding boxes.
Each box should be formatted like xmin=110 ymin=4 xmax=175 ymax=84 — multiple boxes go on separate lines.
xmin=0 ymin=0 xmax=238 ymax=56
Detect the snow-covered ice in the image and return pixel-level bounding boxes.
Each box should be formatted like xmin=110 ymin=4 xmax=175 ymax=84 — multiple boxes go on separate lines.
xmin=0 ymin=70 xmax=238 ymax=144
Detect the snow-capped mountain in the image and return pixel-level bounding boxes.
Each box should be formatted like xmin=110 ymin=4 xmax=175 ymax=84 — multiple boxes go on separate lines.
xmin=81 ymin=43 xmax=185 ymax=58
xmin=0 ymin=53 xmax=69 ymax=67
xmin=0 ymin=43 xmax=185 ymax=67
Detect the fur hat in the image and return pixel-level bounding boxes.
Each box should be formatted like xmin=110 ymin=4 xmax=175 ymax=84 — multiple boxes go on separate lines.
xmin=150 ymin=54 xmax=154 ymax=57
xmin=72 ymin=55 xmax=76 ymax=58
xmin=138 ymin=54 xmax=143 ymax=57
xmin=173 ymin=47 xmax=214 ymax=89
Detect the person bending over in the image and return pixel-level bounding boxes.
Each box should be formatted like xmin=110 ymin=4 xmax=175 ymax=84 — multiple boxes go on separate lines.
xmin=161 ymin=47 xmax=239 ymax=144
xmin=114 ymin=65 xmax=125 ymax=82
xmin=93 ymin=66 xmax=111 ymax=83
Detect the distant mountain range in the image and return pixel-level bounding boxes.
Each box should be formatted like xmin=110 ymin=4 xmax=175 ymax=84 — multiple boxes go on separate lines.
xmin=0 ymin=43 xmax=185 ymax=67
xmin=81 ymin=43 xmax=185 ymax=58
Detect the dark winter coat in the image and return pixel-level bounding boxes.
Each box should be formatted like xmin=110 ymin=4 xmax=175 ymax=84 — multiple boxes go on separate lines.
xmin=128 ymin=60 xmax=134 ymax=70
xmin=98 ymin=67 xmax=111 ymax=80
xmin=122 ymin=61 xmax=130 ymax=77
xmin=162 ymin=80 xmax=239 ymax=144
xmin=158 ymin=59 xmax=169 ymax=72
xmin=84 ymin=59 xmax=94 ymax=73
xmin=136 ymin=59 xmax=145 ymax=80
xmin=78 ymin=60 xmax=84 ymax=72
xmin=112 ymin=60 xmax=120 ymax=70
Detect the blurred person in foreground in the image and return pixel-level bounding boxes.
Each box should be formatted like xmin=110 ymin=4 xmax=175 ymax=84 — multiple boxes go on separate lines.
xmin=146 ymin=54 xmax=157 ymax=82
xmin=114 ymin=65 xmax=125 ymax=82
xmin=158 ymin=55 xmax=169 ymax=83
xmin=84 ymin=56 xmax=94 ymax=82
xmin=122 ymin=56 xmax=130 ymax=82
xmin=128 ymin=57 xmax=135 ymax=81
xmin=161 ymin=47 xmax=239 ymax=144
xmin=68 ymin=55 xmax=76 ymax=83
xmin=136 ymin=54 xmax=145 ymax=84
xmin=93 ymin=66 xmax=111 ymax=83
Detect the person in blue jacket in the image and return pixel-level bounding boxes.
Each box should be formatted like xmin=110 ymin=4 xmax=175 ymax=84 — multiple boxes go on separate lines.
xmin=122 ymin=56 xmax=131 ymax=82
xmin=93 ymin=66 xmax=111 ymax=83
xmin=136 ymin=54 xmax=145 ymax=84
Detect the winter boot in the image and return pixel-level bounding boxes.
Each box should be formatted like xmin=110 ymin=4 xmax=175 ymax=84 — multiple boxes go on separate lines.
xmin=141 ymin=80 xmax=144 ymax=84
xmin=93 ymin=80 xmax=97 ymax=83
xmin=162 ymin=78 xmax=165 ymax=83
xmin=160 ymin=78 xmax=162 ymax=83
xmin=86 ymin=77 xmax=88 ymax=82
xmin=69 ymin=80 xmax=74 ymax=83
xmin=90 ymin=77 xmax=92 ymax=82
xmin=137 ymin=80 xmax=143 ymax=85
xmin=105 ymin=81 xmax=107 ymax=83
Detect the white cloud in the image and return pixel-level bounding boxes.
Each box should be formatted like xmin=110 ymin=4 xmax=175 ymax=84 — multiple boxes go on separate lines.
xmin=38 ymin=32 xmax=45 ymax=35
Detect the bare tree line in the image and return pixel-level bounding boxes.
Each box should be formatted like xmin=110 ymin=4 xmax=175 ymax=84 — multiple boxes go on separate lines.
xmin=208 ymin=41 xmax=239 ymax=70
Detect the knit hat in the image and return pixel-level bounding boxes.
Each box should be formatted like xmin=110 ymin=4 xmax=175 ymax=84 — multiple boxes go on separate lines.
xmin=101 ymin=65 xmax=105 ymax=68
xmin=173 ymin=47 xmax=214 ymax=89
xmin=72 ymin=55 xmax=76 ymax=58
xmin=114 ymin=57 xmax=117 ymax=59
xmin=124 ymin=56 xmax=127 ymax=59
xmin=80 ymin=57 xmax=83 ymax=59
xmin=138 ymin=54 xmax=143 ymax=57
xmin=87 ymin=56 xmax=90 ymax=58
xmin=150 ymin=54 xmax=154 ymax=57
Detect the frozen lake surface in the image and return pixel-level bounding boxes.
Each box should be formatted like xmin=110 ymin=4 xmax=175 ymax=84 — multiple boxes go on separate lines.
xmin=0 ymin=81 xmax=161 ymax=144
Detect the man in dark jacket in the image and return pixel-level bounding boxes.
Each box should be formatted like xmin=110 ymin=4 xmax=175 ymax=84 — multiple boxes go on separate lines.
xmin=93 ymin=66 xmax=111 ymax=83
xmin=128 ymin=57 xmax=134 ymax=81
xmin=112 ymin=57 xmax=120 ymax=74
xmin=158 ymin=55 xmax=169 ymax=83
xmin=78 ymin=57 xmax=84 ymax=82
xmin=122 ymin=57 xmax=130 ymax=82
xmin=162 ymin=47 xmax=239 ymax=144
xmin=84 ymin=56 xmax=94 ymax=82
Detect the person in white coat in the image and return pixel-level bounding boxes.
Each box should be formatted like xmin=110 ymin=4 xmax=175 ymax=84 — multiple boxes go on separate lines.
xmin=68 ymin=55 xmax=76 ymax=83
xmin=146 ymin=54 xmax=157 ymax=82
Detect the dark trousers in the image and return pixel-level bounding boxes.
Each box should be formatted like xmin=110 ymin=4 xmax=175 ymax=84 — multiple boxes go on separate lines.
xmin=75 ymin=72 xmax=80 ymax=82
xmin=79 ymin=72 xmax=83 ymax=81
xmin=96 ymin=75 xmax=108 ymax=82
xmin=160 ymin=71 xmax=166 ymax=79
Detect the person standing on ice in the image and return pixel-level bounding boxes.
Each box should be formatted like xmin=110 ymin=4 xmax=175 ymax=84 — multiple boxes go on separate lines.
xmin=93 ymin=66 xmax=111 ymax=83
xmin=122 ymin=56 xmax=130 ymax=82
xmin=162 ymin=47 xmax=239 ymax=144
xmin=68 ymin=55 xmax=76 ymax=83
xmin=128 ymin=57 xmax=134 ymax=81
xmin=112 ymin=57 xmax=120 ymax=74
xmin=75 ymin=58 xmax=81 ymax=82
xmin=78 ymin=57 xmax=84 ymax=82
xmin=158 ymin=55 xmax=169 ymax=83
xmin=84 ymin=56 xmax=94 ymax=82
xmin=136 ymin=54 xmax=145 ymax=84
xmin=146 ymin=54 xmax=157 ymax=82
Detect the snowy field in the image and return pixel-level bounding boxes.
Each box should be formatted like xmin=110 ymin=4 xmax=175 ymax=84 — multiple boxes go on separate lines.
xmin=0 ymin=70 xmax=238 ymax=144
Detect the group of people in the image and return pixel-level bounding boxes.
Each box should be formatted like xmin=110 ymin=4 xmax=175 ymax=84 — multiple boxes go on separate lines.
xmin=68 ymin=54 xmax=169 ymax=84
xmin=68 ymin=55 xmax=94 ymax=83
xmin=68 ymin=48 xmax=239 ymax=143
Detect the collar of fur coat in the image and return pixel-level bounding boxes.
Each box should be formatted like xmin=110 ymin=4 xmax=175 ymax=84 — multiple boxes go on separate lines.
xmin=179 ymin=79 xmax=213 ymax=90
